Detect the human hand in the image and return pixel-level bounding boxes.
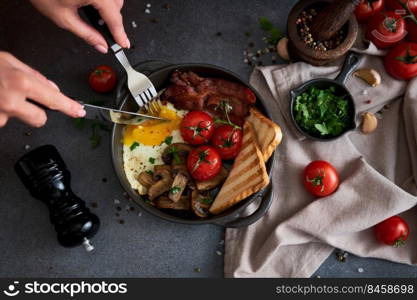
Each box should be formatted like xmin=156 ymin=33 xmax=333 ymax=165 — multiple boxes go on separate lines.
xmin=29 ymin=0 xmax=129 ymax=54
xmin=0 ymin=52 xmax=86 ymax=128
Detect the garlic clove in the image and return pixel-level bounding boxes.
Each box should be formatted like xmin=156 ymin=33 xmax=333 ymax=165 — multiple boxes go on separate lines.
xmin=277 ymin=37 xmax=290 ymax=61
xmin=353 ymin=69 xmax=382 ymax=87
xmin=361 ymin=112 xmax=378 ymax=134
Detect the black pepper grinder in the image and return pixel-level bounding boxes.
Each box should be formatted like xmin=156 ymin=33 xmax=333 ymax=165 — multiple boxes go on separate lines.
xmin=14 ymin=145 xmax=100 ymax=252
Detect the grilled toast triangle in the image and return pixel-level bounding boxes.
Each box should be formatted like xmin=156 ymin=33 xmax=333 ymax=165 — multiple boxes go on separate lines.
xmin=247 ymin=107 xmax=282 ymax=161
xmin=209 ymin=121 xmax=270 ymax=215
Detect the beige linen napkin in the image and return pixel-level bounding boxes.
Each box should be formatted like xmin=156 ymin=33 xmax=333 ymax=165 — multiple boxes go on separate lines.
xmin=224 ymin=42 xmax=417 ymax=277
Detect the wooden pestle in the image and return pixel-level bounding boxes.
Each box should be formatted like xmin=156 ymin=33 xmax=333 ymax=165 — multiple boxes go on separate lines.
xmin=310 ymin=0 xmax=361 ymax=41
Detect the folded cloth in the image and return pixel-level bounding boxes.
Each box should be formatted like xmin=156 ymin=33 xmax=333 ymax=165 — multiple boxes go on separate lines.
xmin=224 ymin=38 xmax=417 ymax=277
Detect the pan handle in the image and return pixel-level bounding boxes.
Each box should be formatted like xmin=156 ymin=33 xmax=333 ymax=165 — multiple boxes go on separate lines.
xmin=211 ymin=183 xmax=274 ymax=228
xmin=334 ymin=51 xmax=362 ymax=85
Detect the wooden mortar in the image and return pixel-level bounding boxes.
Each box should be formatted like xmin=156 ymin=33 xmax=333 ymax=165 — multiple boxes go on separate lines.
xmin=287 ymin=0 xmax=359 ymax=66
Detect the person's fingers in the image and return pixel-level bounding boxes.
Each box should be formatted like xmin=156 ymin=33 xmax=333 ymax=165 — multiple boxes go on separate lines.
xmin=10 ymin=101 xmax=48 ymax=128
xmin=2 ymin=52 xmax=60 ymax=91
xmin=24 ymin=76 xmax=86 ymax=118
xmin=60 ymin=10 xmax=109 ymax=53
xmin=94 ymin=1 xmax=129 ymax=48
xmin=0 ymin=113 xmax=9 ymax=128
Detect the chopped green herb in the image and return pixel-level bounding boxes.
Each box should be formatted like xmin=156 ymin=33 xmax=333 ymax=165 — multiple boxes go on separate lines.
xmin=149 ymin=157 xmax=155 ymax=164
xmin=130 ymin=142 xmax=140 ymax=151
xmin=146 ymin=170 xmax=154 ymax=175
xmin=168 ymin=146 xmax=182 ymax=164
xmin=74 ymin=99 xmax=109 ymax=149
xmin=170 ymin=186 xmax=181 ymax=194
xmin=200 ymin=197 xmax=213 ymax=205
xmin=74 ymin=118 xmax=86 ymax=129
xmin=294 ymin=86 xmax=350 ymax=137
xmin=90 ymin=123 xmax=101 ymax=148
xmin=259 ymin=17 xmax=283 ymax=45
xmin=164 ymin=136 xmax=173 ymax=145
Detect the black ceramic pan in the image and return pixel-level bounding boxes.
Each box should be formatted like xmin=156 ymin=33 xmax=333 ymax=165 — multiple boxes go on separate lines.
xmin=111 ymin=61 xmax=275 ymax=228
xmin=290 ymin=51 xmax=362 ymax=141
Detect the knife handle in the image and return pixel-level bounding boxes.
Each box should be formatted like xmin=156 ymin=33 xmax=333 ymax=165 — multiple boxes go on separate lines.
xmin=80 ymin=5 xmax=118 ymax=50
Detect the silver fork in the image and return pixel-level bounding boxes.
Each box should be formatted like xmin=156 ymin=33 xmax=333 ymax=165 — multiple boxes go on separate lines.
xmin=81 ymin=6 xmax=157 ymax=108
xmin=111 ymin=44 xmax=157 ymax=107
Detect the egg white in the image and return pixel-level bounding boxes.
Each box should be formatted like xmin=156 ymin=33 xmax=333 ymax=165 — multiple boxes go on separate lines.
xmin=123 ymin=103 xmax=188 ymax=195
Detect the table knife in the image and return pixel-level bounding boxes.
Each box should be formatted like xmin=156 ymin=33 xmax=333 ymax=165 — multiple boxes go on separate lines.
xmin=82 ymin=103 xmax=167 ymax=126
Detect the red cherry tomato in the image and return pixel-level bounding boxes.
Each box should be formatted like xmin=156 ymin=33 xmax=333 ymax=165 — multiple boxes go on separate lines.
xmin=244 ymin=88 xmax=257 ymax=104
xmin=406 ymin=18 xmax=417 ymax=42
xmin=180 ymin=111 xmax=214 ymax=145
xmin=211 ymin=125 xmax=243 ymax=160
xmin=354 ymin=0 xmax=384 ymax=23
xmin=187 ymin=146 xmax=222 ymax=181
xmin=366 ymin=11 xmax=406 ymax=48
xmin=386 ymin=0 xmax=417 ymax=15
xmin=303 ymin=160 xmax=340 ymax=197
xmin=88 ymin=65 xmax=117 ymax=93
xmin=384 ymin=42 xmax=417 ymax=80
xmin=374 ymin=216 xmax=410 ymax=246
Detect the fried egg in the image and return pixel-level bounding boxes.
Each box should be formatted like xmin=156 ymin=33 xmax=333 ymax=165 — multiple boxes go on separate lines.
xmin=123 ymin=102 xmax=188 ymax=195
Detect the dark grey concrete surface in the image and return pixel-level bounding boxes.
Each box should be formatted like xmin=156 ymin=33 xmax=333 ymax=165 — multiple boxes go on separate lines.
xmin=0 ymin=0 xmax=416 ymax=278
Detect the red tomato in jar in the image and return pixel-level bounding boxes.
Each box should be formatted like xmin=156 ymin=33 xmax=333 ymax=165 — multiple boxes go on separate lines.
xmin=88 ymin=65 xmax=117 ymax=93
xmin=303 ymin=160 xmax=340 ymax=197
xmin=384 ymin=42 xmax=417 ymax=79
xmin=355 ymin=0 xmax=384 ymax=23
xmin=187 ymin=146 xmax=222 ymax=181
xmin=211 ymin=125 xmax=243 ymax=160
xmin=374 ymin=216 xmax=409 ymax=246
xmin=180 ymin=111 xmax=214 ymax=145
xmin=386 ymin=0 xmax=417 ymax=14
xmin=366 ymin=11 xmax=406 ymax=48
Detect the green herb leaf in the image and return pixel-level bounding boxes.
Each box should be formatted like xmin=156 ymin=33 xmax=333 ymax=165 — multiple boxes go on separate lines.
xmin=146 ymin=170 xmax=154 ymax=175
xmin=200 ymin=197 xmax=213 ymax=205
xmin=90 ymin=123 xmax=101 ymax=148
xmin=170 ymin=186 xmax=181 ymax=194
xmin=259 ymin=17 xmax=274 ymax=31
xmin=168 ymin=146 xmax=182 ymax=164
xmin=293 ymin=86 xmax=350 ymax=137
xmin=74 ymin=118 xmax=86 ymax=129
xmin=164 ymin=136 xmax=173 ymax=145
xmin=259 ymin=17 xmax=283 ymax=45
xmin=149 ymin=157 xmax=155 ymax=164
xmin=130 ymin=142 xmax=140 ymax=151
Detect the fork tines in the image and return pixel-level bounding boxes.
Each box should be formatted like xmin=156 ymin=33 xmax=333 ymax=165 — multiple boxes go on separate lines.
xmin=136 ymin=86 xmax=157 ymax=107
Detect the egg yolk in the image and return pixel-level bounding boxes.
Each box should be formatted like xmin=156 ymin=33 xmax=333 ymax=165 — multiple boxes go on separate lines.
xmin=124 ymin=106 xmax=182 ymax=146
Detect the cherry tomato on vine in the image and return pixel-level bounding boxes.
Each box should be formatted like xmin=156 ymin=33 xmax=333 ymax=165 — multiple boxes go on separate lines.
xmin=374 ymin=216 xmax=410 ymax=246
xmin=180 ymin=111 xmax=214 ymax=145
xmin=386 ymin=0 xmax=417 ymax=15
xmin=355 ymin=0 xmax=384 ymax=23
xmin=384 ymin=42 xmax=417 ymax=80
xmin=303 ymin=160 xmax=340 ymax=197
xmin=211 ymin=125 xmax=243 ymax=160
xmin=366 ymin=11 xmax=406 ymax=48
xmin=187 ymin=145 xmax=222 ymax=181
xmin=88 ymin=65 xmax=117 ymax=93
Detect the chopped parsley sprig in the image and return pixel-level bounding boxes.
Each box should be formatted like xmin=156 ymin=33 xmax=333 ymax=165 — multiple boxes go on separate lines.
xmin=294 ymin=86 xmax=350 ymax=137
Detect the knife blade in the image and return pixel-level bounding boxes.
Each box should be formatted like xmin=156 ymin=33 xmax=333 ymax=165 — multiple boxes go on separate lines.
xmin=82 ymin=103 xmax=168 ymax=126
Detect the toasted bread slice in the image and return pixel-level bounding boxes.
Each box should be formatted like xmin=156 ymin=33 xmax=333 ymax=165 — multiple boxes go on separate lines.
xmin=209 ymin=121 xmax=270 ymax=215
xmin=247 ymin=107 xmax=282 ymax=161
